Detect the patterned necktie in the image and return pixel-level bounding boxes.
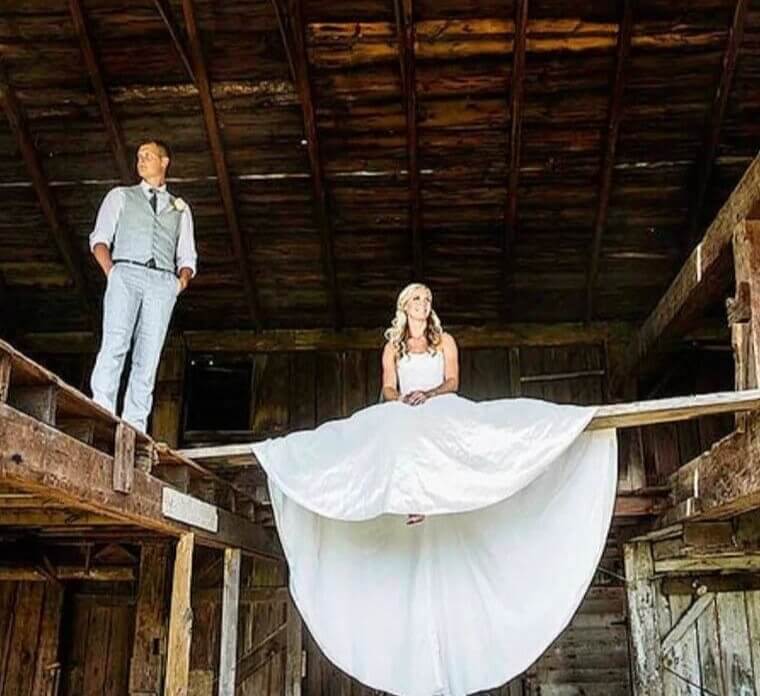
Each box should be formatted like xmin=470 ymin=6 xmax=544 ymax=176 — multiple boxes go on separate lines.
xmin=149 ymin=188 xmax=158 ymax=214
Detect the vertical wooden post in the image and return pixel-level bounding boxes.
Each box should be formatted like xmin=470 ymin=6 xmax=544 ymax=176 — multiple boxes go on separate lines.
xmin=508 ymin=347 xmax=521 ymax=397
xmin=113 ymin=422 xmax=136 ymax=494
xmin=31 ymin=583 xmax=64 ymax=696
xmin=130 ymin=543 xmax=171 ymax=696
xmin=164 ymin=533 xmax=194 ymax=696
xmin=0 ymin=352 xmax=10 ymax=403
xmin=624 ymin=540 xmax=664 ymax=695
xmin=285 ymin=595 xmax=304 ymax=696
xmin=151 ymin=335 xmax=186 ymax=448
xmin=218 ymin=548 xmax=241 ymax=696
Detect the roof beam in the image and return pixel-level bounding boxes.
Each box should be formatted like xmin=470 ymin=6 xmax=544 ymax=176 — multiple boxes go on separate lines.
xmin=155 ymin=0 xmax=263 ymax=329
xmin=685 ymin=0 xmax=749 ymax=252
xmin=272 ymin=0 xmax=342 ymax=328
xmin=0 ymin=64 xmax=97 ymax=326
xmin=153 ymin=0 xmax=196 ymax=83
xmin=585 ymin=0 xmax=634 ymax=321
xmin=611 ymin=153 xmax=760 ymax=391
xmin=68 ymin=0 xmax=132 ymax=184
xmin=394 ymin=0 xmax=422 ymax=280
xmin=503 ymin=0 xmax=528 ymax=309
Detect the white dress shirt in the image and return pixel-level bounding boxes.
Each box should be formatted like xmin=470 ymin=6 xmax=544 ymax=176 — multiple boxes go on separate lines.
xmin=89 ymin=180 xmax=198 ymax=276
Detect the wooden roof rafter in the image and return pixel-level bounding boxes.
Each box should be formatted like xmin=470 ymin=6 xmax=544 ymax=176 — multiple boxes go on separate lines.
xmin=503 ymin=0 xmax=528 ymax=312
xmin=271 ymin=0 xmax=343 ymax=328
xmin=154 ymin=0 xmax=264 ymax=330
xmin=0 ymin=63 xmax=98 ymax=328
xmin=68 ymin=0 xmax=132 ymax=184
xmin=393 ymin=0 xmax=422 ymax=281
xmin=585 ymin=0 xmax=634 ymax=322
xmin=685 ymin=0 xmax=749 ymax=253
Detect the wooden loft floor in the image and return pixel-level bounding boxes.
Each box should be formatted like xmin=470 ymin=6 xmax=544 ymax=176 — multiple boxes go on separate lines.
xmin=0 ymin=338 xmax=281 ymax=562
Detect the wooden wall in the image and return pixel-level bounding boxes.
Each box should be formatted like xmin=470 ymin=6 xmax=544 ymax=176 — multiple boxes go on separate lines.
xmin=0 ymin=580 xmax=63 ymax=696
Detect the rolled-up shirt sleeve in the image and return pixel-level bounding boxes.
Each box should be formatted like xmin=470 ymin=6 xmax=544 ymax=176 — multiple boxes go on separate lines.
xmin=89 ymin=187 xmax=125 ymax=251
xmin=176 ymin=205 xmax=198 ymax=277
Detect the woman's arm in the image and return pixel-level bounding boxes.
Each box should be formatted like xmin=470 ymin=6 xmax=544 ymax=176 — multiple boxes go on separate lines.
xmin=381 ymin=342 xmax=400 ymax=401
xmin=426 ymin=333 xmax=459 ymax=397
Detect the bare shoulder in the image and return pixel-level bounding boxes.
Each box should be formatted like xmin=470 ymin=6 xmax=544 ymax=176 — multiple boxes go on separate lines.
xmin=382 ymin=341 xmax=396 ymax=361
xmin=440 ymin=332 xmax=458 ymax=350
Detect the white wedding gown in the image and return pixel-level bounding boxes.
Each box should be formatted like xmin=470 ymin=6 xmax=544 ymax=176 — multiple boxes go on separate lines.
xmin=251 ymin=351 xmax=618 ymax=696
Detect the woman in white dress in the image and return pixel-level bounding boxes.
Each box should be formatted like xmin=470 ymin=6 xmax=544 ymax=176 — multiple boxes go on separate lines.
xmin=381 ymin=284 xmax=459 ymax=525
xmin=251 ymin=284 xmax=618 ymax=696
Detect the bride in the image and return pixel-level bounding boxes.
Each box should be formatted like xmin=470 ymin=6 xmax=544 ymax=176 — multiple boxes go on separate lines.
xmin=251 ymin=284 xmax=618 ymax=696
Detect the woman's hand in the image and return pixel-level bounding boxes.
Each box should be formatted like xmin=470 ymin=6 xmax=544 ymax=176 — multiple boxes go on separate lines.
xmin=403 ymin=390 xmax=428 ymax=406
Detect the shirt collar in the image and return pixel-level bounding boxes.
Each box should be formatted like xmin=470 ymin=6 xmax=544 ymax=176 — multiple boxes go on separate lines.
xmin=140 ymin=180 xmax=167 ymax=196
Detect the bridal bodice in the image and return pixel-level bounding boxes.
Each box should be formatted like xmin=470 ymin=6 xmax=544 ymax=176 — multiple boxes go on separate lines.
xmin=397 ymin=350 xmax=445 ymax=395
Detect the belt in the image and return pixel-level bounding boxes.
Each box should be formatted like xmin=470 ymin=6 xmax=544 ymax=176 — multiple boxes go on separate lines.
xmin=113 ymin=258 xmax=174 ymax=274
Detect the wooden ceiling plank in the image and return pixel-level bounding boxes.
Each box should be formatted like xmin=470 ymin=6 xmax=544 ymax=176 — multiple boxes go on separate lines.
xmin=0 ymin=64 xmax=97 ymax=327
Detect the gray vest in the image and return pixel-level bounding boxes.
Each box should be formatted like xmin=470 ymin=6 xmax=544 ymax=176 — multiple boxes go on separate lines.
xmin=112 ymin=185 xmax=182 ymax=272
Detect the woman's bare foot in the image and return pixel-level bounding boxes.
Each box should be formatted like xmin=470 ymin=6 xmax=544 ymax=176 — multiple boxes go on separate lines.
xmin=406 ymin=514 xmax=426 ymax=526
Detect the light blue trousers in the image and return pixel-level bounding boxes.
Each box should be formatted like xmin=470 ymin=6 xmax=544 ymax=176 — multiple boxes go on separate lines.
xmin=90 ymin=264 xmax=178 ymax=433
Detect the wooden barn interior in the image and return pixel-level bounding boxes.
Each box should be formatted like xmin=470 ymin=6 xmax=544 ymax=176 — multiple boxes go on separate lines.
xmin=1 ymin=0 xmax=760 ymax=694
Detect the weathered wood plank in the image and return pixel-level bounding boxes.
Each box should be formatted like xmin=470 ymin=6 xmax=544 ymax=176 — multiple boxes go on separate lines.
xmin=22 ymin=323 xmax=636 ymax=354
xmin=165 ymin=532 xmax=195 ymax=696
xmin=218 ymin=548 xmax=241 ymax=696
xmin=113 ymin=422 xmax=136 ymax=494
xmin=623 ymin=541 xmax=664 ymax=695
xmin=0 ymin=353 xmax=10 ymax=404
xmin=696 ymin=597 xmax=725 ymax=695
xmin=129 ymin=543 xmax=170 ymax=695
xmin=0 ymin=401 xmax=281 ymax=559
xmin=8 ymin=385 xmax=57 ymax=425
xmin=151 ymin=335 xmax=186 ymax=449
xmin=715 ymin=592 xmax=754 ymax=694
xmin=285 ymin=596 xmax=303 ymax=696
xmin=661 ymin=592 xmax=714 ymax=654
xmin=686 ymin=0 xmax=750 ymax=249
xmin=0 ymin=64 xmax=96 ymax=325
xmin=746 ymin=590 xmax=760 ymax=695
xmin=664 ymin=594 xmax=701 ymax=695
xmin=30 ymin=582 xmax=63 ymax=696
xmin=180 ymin=387 xmax=760 ymax=463
xmin=612 ymin=153 xmax=760 ymax=387
xmin=68 ymin=0 xmax=132 ymax=183
xmin=273 ymin=0 xmax=341 ymax=327
xmin=394 ymin=0 xmax=422 ymax=280
xmin=174 ymin=0 xmax=263 ymax=328
xmin=585 ymin=0 xmax=633 ymax=321
xmin=503 ymin=0 xmax=527 ymax=306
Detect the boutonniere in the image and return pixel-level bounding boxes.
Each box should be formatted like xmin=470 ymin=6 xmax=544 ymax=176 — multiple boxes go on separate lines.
xmin=173 ymin=197 xmax=187 ymax=212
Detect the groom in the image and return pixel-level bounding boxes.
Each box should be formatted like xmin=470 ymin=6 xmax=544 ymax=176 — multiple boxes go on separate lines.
xmin=89 ymin=140 xmax=197 ymax=433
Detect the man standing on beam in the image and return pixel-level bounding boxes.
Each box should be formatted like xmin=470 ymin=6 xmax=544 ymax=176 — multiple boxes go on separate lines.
xmin=88 ymin=140 xmax=197 ymax=433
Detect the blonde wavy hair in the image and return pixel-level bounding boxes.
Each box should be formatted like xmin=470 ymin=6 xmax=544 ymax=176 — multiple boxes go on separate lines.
xmin=384 ymin=283 xmax=443 ymax=360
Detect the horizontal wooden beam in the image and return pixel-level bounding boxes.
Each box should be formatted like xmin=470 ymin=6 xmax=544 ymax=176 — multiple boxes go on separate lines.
xmin=0 ymin=401 xmax=281 ymax=559
xmin=612 ymin=152 xmax=760 ymax=389
xmin=0 ymin=564 xmax=135 ymax=581
xmin=18 ymin=322 xmax=636 ymax=354
xmin=671 ymin=411 xmax=760 ymax=521
xmin=179 ymin=388 xmax=760 ymax=465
